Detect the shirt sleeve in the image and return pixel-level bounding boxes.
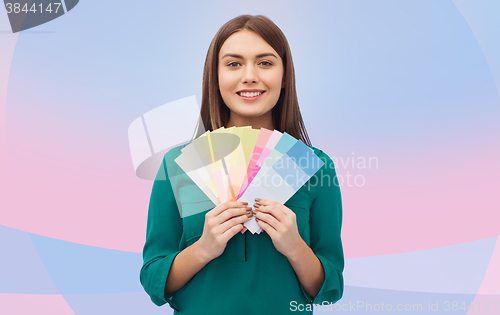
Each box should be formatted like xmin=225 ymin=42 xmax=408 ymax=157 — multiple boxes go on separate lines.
xmin=298 ymin=149 xmax=345 ymax=305
xmin=139 ymin=152 xmax=182 ymax=310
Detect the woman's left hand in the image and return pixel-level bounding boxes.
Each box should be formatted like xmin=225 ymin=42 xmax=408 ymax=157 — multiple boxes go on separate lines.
xmin=253 ymin=198 xmax=305 ymax=259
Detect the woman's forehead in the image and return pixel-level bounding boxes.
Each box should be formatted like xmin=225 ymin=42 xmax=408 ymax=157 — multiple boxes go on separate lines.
xmin=219 ymin=30 xmax=279 ymax=59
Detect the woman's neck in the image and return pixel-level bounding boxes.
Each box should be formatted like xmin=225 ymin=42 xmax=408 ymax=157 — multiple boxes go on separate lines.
xmin=225 ymin=112 xmax=275 ymax=130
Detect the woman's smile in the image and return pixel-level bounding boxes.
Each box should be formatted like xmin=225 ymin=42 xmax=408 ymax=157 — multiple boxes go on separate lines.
xmin=236 ymin=89 xmax=266 ymax=101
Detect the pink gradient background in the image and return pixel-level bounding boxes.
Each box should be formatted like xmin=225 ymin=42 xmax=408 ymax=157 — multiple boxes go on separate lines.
xmin=0 ymin=0 xmax=498 ymax=257
xmin=1 ymin=1 xmax=499 ymax=314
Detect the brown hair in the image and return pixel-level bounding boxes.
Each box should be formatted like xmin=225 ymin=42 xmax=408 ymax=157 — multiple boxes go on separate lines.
xmin=193 ymin=14 xmax=311 ymax=146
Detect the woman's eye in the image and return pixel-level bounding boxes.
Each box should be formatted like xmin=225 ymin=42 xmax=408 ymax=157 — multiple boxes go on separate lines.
xmin=260 ymin=61 xmax=272 ymax=66
xmin=228 ymin=62 xmax=240 ymax=67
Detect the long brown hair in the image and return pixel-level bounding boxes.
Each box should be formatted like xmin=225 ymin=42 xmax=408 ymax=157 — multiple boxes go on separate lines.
xmin=193 ymin=14 xmax=311 ymax=146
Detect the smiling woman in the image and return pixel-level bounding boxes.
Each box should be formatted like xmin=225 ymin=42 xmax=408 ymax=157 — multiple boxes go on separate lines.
xmin=140 ymin=14 xmax=345 ymax=315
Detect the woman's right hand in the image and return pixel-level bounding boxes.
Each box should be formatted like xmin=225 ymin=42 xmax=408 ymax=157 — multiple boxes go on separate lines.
xmin=196 ymin=201 xmax=253 ymax=261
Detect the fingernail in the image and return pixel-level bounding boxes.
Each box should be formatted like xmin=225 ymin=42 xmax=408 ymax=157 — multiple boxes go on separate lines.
xmin=247 ymin=212 xmax=253 ymax=217
xmin=246 ymin=207 xmax=252 ymax=211
xmin=255 ymin=218 xmax=260 ymax=221
xmin=255 ymin=198 xmax=261 ymax=202
xmin=241 ymin=202 xmax=248 ymax=205
xmin=253 ymin=203 xmax=260 ymax=208
xmin=251 ymin=209 xmax=257 ymax=215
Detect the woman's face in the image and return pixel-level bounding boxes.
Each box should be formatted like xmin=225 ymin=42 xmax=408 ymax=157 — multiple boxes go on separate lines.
xmin=218 ymin=29 xmax=284 ymax=127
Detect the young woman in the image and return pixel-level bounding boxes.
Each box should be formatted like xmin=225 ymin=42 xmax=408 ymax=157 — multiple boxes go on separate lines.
xmin=140 ymin=15 xmax=344 ymax=314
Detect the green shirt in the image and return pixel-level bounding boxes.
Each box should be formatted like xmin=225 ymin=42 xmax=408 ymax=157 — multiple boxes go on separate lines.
xmin=140 ymin=144 xmax=344 ymax=314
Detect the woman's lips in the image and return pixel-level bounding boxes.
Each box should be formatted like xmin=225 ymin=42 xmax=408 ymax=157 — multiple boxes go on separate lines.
xmin=236 ymin=91 xmax=265 ymax=101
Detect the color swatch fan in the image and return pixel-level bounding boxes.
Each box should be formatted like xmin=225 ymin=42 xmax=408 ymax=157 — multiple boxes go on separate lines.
xmin=174 ymin=127 xmax=324 ymax=234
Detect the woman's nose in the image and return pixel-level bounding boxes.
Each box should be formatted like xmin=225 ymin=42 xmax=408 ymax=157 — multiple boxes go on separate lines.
xmin=241 ymin=65 xmax=259 ymax=83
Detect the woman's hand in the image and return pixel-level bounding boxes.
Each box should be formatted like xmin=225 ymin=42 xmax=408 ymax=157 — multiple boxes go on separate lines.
xmin=253 ymin=198 xmax=305 ymax=259
xmin=196 ymin=201 xmax=253 ymax=261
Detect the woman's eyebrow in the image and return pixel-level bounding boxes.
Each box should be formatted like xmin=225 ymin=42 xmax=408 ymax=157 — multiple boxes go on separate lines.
xmin=221 ymin=53 xmax=278 ymax=59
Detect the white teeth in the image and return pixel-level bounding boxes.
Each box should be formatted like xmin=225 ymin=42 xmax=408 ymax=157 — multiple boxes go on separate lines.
xmin=239 ymin=91 xmax=263 ymax=97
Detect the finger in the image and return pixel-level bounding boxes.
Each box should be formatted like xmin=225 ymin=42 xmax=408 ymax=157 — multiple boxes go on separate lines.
xmin=257 ymin=196 xmax=294 ymax=214
xmin=255 ymin=198 xmax=277 ymax=210
xmin=209 ymin=201 xmax=249 ymax=217
xmin=254 ymin=198 xmax=268 ymax=205
xmin=254 ymin=210 xmax=282 ymax=232
xmin=254 ymin=201 xmax=286 ymax=222
xmin=218 ymin=212 xmax=253 ymax=234
xmin=206 ymin=206 xmax=248 ymax=231
xmin=240 ymin=226 xmax=248 ymax=234
xmin=221 ymin=223 xmax=246 ymax=243
xmin=219 ymin=206 xmax=252 ymax=223
xmin=256 ymin=216 xmax=277 ymax=239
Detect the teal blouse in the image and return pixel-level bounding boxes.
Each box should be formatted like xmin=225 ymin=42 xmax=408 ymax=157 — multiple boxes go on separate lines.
xmin=140 ymin=143 xmax=344 ymax=314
